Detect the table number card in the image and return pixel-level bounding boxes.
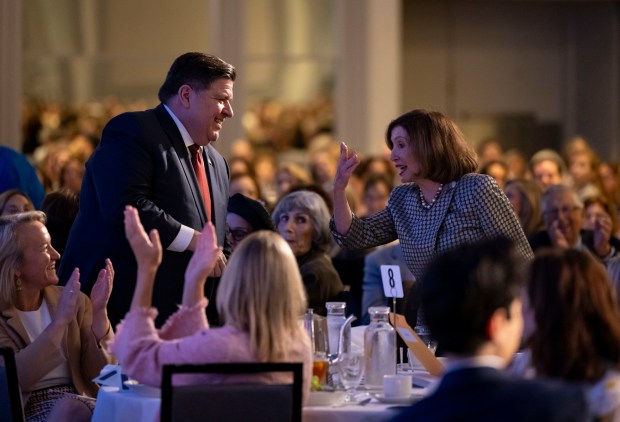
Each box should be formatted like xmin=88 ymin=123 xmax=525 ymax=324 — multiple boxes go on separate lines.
xmin=380 ymin=265 xmax=404 ymax=298
xmin=389 ymin=313 xmax=444 ymax=377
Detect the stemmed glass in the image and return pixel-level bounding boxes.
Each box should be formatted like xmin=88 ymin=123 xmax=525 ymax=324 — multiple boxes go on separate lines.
xmin=336 ymin=351 xmax=364 ymax=403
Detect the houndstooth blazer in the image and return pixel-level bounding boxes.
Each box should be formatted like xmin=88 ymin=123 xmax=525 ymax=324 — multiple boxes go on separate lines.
xmin=331 ymin=173 xmax=534 ymax=280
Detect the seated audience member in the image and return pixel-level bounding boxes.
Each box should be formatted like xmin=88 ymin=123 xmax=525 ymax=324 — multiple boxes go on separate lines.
xmin=529 ymin=184 xmax=620 ymax=262
xmin=599 ymin=161 xmax=620 ymax=236
xmin=567 ymin=147 xmax=602 ymax=202
xmin=503 ymin=148 xmax=529 ymax=180
xmin=275 ymin=162 xmax=312 ymax=200
xmin=355 ymin=155 xmax=397 ymax=186
xmin=524 ymin=248 xmax=620 ymax=419
xmin=112 ymin=206 xmax=312 ymax=399
xmin=529 ymin=149 xmax=569 ymax=192
xmin=361 ymin=241 xmax=414 ymax=325
xmin=40 ymin=189 xmax=80 ymax=256
xmin=0 ymin=189 xmax=35 ymax=216
xmin=0 ymin=211 xmax=114 ymax=422
xmin=229 ymin=172 xmax=262 ymax=202
xmin=479 ymin=160 xmax=508 ymax=190
xmin=503 ymin=179 xmax=544 ymax=237
xmin=226 ymin=193 xmax=275 ymax=252
xmin=362 ymin=173 xmax=393 ymax=217
xmin=227 ymin=156 xmax=255 ymax=178
xmin=582 ymin=195 xmax=619 ymax=241
xmin=59 ymin=158 xmax=85 ymax=195
xmin=599 ymin=161 xmax=620 ymax=205
xmin=476 ymin=137 xmax=503 ymax=168
xmin=391 ymin=237 xmax=589 ymax=422
xmin=0 ymin=145 xmax=45 ymax=209
xmin=272 ymin=191 xmax=344 ymax=316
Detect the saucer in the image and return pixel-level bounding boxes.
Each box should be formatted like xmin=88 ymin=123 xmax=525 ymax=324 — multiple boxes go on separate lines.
xmin=371 ymin=392 xmax=424 ymax=404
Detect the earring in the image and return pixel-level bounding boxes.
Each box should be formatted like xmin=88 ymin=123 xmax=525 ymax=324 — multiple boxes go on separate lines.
xmin=15 ymin=277 xmax=22 ymax=292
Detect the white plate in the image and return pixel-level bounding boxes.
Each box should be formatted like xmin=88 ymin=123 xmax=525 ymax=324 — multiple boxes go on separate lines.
xmin=371 ymin=392 xmax=424 ymax=404
xmin=123 ymin=380 xmax=161 ymax=397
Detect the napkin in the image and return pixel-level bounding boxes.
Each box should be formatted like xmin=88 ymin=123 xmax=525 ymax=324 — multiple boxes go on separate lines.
xmin=93 ymin=364 xmax=129 ymax=389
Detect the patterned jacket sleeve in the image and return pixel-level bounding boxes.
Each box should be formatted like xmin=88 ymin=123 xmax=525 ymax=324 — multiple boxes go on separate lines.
xmin=330 ymin=207 xmax=398 ymax=250
xmin=475 ymin=175 xmax=534 ymax=261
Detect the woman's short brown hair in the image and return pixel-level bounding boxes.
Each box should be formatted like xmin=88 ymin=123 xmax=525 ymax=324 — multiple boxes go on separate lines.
xmin=385 ymin=109 xmax=478 ymax=183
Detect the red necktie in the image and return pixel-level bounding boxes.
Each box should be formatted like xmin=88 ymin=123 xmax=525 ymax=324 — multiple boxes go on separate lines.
xmin=188 ymin=144 xmax=211 ymax=221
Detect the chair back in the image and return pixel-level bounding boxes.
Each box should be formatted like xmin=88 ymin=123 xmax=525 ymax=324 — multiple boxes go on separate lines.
xmin=0 ymin=347 xmax=25 ymax=422
xmin=160 ymin=362 xmax=303 ymax=422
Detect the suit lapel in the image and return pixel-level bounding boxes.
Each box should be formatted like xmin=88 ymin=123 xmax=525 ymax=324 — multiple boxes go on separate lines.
xmin=154 ymin=105 xmax=208 ymax=225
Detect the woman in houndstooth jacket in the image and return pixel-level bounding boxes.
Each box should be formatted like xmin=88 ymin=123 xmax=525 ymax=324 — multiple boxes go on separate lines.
xmin=331 ymin=109 xmax=533 ymax=286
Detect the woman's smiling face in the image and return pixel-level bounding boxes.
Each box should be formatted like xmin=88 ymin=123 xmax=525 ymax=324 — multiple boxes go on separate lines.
xmin=390 ymin=125 xmax=421 ymax=183
xmin=16 ymin=221 xmax=61 ymax=290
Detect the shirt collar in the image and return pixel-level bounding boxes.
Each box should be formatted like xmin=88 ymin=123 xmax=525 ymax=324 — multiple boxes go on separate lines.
xmin=163 ymin=104 xmax=196 ymax=149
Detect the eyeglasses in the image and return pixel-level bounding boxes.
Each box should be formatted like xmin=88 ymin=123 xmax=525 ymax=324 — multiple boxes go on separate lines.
xmin=542 ymin=205 xmax=582 ymax=220
xmin=226 ymin=228 xmax=251 ymax=242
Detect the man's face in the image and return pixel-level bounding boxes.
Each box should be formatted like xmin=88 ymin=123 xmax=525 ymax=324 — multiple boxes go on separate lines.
xmin=181 ymin=78 xmax=234 ymax=146
xmin=542 ymin=190 xmax=583 ymax=246
xmin=533 ymin=159 xmax=563 ymax=191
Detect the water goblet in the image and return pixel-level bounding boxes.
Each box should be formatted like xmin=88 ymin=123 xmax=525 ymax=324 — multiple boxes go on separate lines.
xmin=336 ymin=351 xmax=364 ymax=403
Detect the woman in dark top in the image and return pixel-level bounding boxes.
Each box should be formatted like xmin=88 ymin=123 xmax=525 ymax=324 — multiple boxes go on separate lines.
xmin=273 ymin=190 xmax=343 ymax=316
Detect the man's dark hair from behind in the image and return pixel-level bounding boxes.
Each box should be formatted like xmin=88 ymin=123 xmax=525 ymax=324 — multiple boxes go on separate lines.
xmin=158 ymin=52 xmax=236 ymax=103
xmin=420 ymin=237 xmax=525 ymax=355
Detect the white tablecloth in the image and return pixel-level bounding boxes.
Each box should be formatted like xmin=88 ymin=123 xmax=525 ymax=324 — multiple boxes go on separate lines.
xmin=92 ymin=386 xmax=161 ymax=422
xmin=92 ymin=386 xmax=418 ymax=422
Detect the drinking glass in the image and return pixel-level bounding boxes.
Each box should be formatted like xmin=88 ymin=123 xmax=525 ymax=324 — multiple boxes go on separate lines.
xmin=336 ymin=351 xmax=364 ymax=403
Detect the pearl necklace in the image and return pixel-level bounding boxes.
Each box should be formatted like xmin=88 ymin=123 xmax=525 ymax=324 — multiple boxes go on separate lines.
xmin=419 ymin=183 xmax=444 ymax=209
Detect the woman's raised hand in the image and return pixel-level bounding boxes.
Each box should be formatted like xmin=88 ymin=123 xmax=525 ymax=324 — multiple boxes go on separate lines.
xmin=124 ymin=205 xmax=162 ymax=270
xmin=333 ymin=142 xmax=360 ymax=192
xmin=185 ymin=222 xmax=222 ymax=288
xmin=90 ymin=258 xmax=114 ymax=312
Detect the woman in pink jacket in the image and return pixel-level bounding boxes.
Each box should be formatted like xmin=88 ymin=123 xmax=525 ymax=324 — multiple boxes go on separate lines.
xmin=111 ymin=206 xmax=312 ymax=396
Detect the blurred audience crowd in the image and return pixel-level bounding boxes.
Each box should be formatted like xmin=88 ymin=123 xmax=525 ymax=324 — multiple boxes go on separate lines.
xmin=5 ymin=98 xmax=620 ymax=319
xmin=3 ymin=96 xmax=620 ymax=420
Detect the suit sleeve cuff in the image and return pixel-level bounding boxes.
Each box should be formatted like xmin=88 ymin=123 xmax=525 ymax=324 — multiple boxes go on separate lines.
xmin=167 ymin=224 xmax=194 ymax=252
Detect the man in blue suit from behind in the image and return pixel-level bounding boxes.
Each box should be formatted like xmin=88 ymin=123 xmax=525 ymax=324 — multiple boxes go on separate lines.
xmin=391 ymin=237 xmax=590 ymax=422
xmin=59 ymin=52 xmax=234 ymax=327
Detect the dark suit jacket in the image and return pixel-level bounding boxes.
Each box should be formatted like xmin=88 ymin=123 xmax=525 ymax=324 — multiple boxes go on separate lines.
xmin=391 ymin=366 xmax=590 ymax=422
xmin=529 ymin=229 xmax=620 ymax=260
xmin=58 ymin=104 xmax=229 ymax=327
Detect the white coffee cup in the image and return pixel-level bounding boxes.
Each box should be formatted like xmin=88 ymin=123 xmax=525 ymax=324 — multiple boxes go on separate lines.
xmin=383 ymin=374 xmax=412 ymax=399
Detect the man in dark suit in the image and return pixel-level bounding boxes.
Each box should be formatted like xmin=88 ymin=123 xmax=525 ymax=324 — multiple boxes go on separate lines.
xmin=529 ymin=183 xmax=619 ymax=263
xmin=391 ymin=237 xmax=590 ymax=422
xmin=59 ymin=52 xmax=234 ymax=327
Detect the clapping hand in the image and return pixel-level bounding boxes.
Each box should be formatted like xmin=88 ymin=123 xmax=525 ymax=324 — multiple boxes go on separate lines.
xmin=593 ymin=214 xmax=613 ymax=257
xmin=56 ymin=268 xmax=81 ymax=325
xmin=90 ymin=258 xmax=114 ymax=313
xmin=333 ymin=142 xmax=360 ymax=192
xmin=124 ymin=205 xmax=162 ymax=271
xmin=548 ymin=220 xmax=571 ymax=249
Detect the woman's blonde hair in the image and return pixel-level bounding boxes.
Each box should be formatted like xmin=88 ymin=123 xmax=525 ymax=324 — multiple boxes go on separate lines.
xmin=0 ymin=211 xmax=47 ymax=310
xmin=216 ymin=231 xmax=308 ymax=361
